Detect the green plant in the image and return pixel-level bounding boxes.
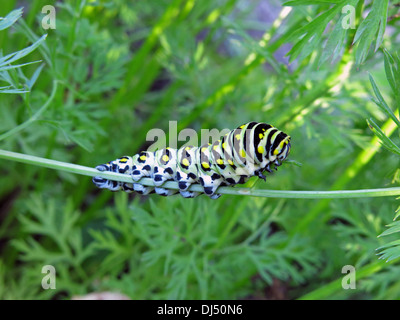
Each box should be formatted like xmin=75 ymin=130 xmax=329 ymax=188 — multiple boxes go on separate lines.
xmin=284 ymin=0 xmax=397 ymax=65
xmin=1 ymin=0 xmax=400 ymax=300
xmin=366 ymin=50 xmax=400 ymax=262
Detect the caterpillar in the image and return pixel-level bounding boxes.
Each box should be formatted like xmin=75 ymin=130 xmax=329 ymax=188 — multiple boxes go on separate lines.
xmin=93 ymin=121 xmax=291 ymax=199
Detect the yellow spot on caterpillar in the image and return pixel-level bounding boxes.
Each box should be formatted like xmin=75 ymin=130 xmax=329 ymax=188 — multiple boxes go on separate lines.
xmin=185 ymin=146 xmax=191 ymax=151
xmin=239 ymin=125 xmax=245 ymax=129
xmin=228 ymin=160 xmax=234 ymax=165
xmin=140 ymin=155 xmax=147 ymax=161
xmin=222 ymin=142 xmax=227 ymax=149
xmin=201 ymin=147 xmax=207 ymax=153
xmin=182 ymin=158 xmax=189 ymax=167
xmin=258 ymin=146 xmax=264 ymax=154
xmin=240 ymin=149 xmax=246 ymax=158
xmin=120 ymin=158 xmax=128 ymax=163
xmin=235 ymin=134 xmax=241 ymax=140
xmin=259 ymin=133 xmax=264 ymax=139
xmin=213 ymin=145 xmax=218 ymax=151
xmin=162 ymin=155 xmax=169 ymax=162
xmin=217 ymin=159 xmax=224 ymax=165
xmin=273 ymin=149 xmax=279 ymax=155
xmin=202 ymin=162 xmax=210 ymax=169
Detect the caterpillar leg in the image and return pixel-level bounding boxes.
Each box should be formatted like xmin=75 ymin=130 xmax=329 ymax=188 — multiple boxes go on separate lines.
xmin=179 ymin=190 xmax=200 ymax=198
xmin=155 ymin=187 xmax=179 ymax=197
xmin=153 ymin=148 xmax=177 ymax=186
xmin=130 ymin=151 xmax=155 ymax=194
xmin=133 ymin=183 xmax=154 ymax=195
xmin=209 ymin=193 xmax=221 ymax=200
xmin=175 ymin=170 xmax=199 ymax=193
xmin=209 ymin=138 xmax=247 ymax=188
xmin=176 ymin=146 xmax=201 ymax=198
xmin=151 ymin=148 xmax=179 ymax=196
xmin=254 ymin=169 xmax=267 ymax=181
xmin=131 ymin=151 xmax=155 ymax=180
xmin=197 ymin=144 xmax=225 ymax=198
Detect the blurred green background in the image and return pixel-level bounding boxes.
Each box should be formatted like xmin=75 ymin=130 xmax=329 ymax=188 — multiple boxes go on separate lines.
xmin=0 ymin=0 xmax=400 ymax=299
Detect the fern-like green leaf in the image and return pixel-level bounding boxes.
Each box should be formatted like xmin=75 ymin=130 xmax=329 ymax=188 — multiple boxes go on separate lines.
xmin=0 ymin=7 xmax=23 ymax=31
xmin=286 ymin=0 xmax=391 ymax=65
xmin=353 ymin=0 xmax=389 ymax=65
xmin=377 ymin=221 xmax=400 ymax=262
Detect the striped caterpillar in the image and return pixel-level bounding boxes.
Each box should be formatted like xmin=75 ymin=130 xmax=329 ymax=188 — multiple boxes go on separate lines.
xmin=93 ymin=122 xmax=291 ymax=199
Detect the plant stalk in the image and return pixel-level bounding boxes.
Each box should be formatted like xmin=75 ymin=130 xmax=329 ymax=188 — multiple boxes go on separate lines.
xmin=1 ymin=149 xmax=400 ymax=199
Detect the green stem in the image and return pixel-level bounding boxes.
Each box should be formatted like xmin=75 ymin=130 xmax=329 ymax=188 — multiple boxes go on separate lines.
xmin=2 ymin=149 xmax=400 ymax=199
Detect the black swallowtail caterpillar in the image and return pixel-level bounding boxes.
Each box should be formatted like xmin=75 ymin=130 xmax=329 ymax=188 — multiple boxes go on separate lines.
xmin=93 ymin=121 xmax=291 ymax=199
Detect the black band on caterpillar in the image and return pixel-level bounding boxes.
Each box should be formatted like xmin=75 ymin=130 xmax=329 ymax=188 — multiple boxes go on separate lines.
xmin=93 ymin=122 xmax=291 ymax=199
